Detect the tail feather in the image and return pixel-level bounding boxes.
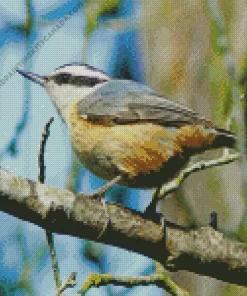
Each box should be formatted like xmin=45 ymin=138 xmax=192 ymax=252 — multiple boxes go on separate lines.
xmin=212 ymin=128 xmax=236 ymax=149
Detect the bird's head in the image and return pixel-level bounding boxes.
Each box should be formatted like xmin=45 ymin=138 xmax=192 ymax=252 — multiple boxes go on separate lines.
xmin=17 ymin=64 xmax=110 ymax=122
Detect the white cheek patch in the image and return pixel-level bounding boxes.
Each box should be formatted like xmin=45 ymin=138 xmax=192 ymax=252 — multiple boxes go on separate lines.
xmin=44 ymin=81 xmax=99 ymax=123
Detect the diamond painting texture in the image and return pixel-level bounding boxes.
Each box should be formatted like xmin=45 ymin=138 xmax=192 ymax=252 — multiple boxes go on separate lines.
xmin=0 ymin=0 xmax=246 ymax=295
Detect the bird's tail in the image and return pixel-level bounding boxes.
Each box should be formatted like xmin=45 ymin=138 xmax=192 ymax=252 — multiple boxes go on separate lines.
xmin=211 ymin=128 xmax=236 ymax=149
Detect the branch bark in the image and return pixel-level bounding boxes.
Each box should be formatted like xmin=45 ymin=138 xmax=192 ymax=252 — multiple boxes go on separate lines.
xmin=0 ymin=167 xmax=247 ymax=286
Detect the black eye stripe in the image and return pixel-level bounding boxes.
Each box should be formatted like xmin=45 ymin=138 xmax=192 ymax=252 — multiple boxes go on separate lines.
xmin=52 ymin=73 xmax=107 ymax=86
xmin=53 ymin=73 xmax=72 ymax=84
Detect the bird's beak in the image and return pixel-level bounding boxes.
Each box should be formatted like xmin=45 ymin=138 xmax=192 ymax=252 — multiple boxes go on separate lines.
xmin=17 ymin=69 xmax=46 ymax=87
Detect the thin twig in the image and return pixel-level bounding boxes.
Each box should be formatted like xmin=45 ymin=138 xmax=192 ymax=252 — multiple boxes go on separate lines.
xmin=56 ymin=272 xmax=77 ymax=296
xmin=45 ymin=231 xmax=61 ymax=290
xmin=38 ymin=117 xmax=54 ymax=183
xmin=78 ymin=272 xmax=190 ymax=296
xmin=38 ymin=117 xmax=62 ymax=290
xmin=156 ymin=152 xmax=239 ymax=200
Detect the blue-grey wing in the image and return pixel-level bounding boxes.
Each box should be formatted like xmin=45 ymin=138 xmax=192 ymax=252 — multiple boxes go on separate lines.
xmin=78 ymin=80 xmax=212 ymax=126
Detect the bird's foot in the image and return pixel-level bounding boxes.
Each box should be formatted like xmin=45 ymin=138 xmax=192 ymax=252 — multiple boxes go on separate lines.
xmin=96 ymin=195 xmax=110 ymax=239
xmin=144 ymin=205 xmax=167 ymax=243
xmin=77 ymin=192 xmax=110 ymax=239
xmin=144 ymin=206 xmax=164 ymax=224
xmin=77 ymin=176 xmax=122 ymax=239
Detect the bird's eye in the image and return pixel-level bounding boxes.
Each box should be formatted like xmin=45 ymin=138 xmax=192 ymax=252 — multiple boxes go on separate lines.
xmin=54 ymin=73 xmax=71 ymax=84
xmin=71 ymin=76 xmax=83 ymax=86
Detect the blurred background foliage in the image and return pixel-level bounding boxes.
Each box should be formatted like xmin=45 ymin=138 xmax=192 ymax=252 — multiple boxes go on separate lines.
xmin=0 ymin=0 xmax=247 ymax=295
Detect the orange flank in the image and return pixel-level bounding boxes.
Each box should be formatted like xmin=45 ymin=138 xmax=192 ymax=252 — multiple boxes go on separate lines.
xmin=175 ymin=125 xmax=217 ymax=150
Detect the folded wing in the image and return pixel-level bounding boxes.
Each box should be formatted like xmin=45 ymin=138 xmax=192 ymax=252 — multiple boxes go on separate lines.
xmin=78 ymin=80 xmax=214 ymax=127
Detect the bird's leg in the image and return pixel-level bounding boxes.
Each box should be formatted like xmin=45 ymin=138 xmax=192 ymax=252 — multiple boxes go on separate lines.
xmin=144 ymin=185 xmax=162 ymax=217
xmin=80 ymin=175 xmax=122 ymax=199
xmin=144 ymin=185 xmax=167 ymax=228
xmin=77 ymin=175 xmax=122 ymax=239
xmin=209 ymin=211 xmax=218 ymax=230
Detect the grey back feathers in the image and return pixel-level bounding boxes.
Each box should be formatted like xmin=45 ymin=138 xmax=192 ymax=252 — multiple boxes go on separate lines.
xmin=78 ymin=80 xmax=209 ymax=126
xmin=91 ymin=80 xmax=155 ymax=97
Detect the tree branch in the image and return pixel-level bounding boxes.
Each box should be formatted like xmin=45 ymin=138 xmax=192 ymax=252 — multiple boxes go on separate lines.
xmin=157 ymin=152 xmax=239 ymax=198
xmin=78 ymin=271 xmax=190 ymax=296
xmin=56 ymin=272 xmax=76 ymax=296
xmin=0 ymin=167 xmax=247 ymax=287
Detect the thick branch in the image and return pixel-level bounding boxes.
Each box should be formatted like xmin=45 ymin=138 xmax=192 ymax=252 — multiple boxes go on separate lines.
xmin=0 ymin=168 xmax=247 ymax=286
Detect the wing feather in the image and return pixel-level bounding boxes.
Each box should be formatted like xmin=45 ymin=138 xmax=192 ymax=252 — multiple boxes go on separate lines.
xmin=78 ymin=80 xmax=214 ymax=127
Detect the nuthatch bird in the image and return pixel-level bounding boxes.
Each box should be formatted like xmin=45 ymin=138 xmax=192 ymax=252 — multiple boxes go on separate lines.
xmin=17 ymin=64 xmax=236 ymax=216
